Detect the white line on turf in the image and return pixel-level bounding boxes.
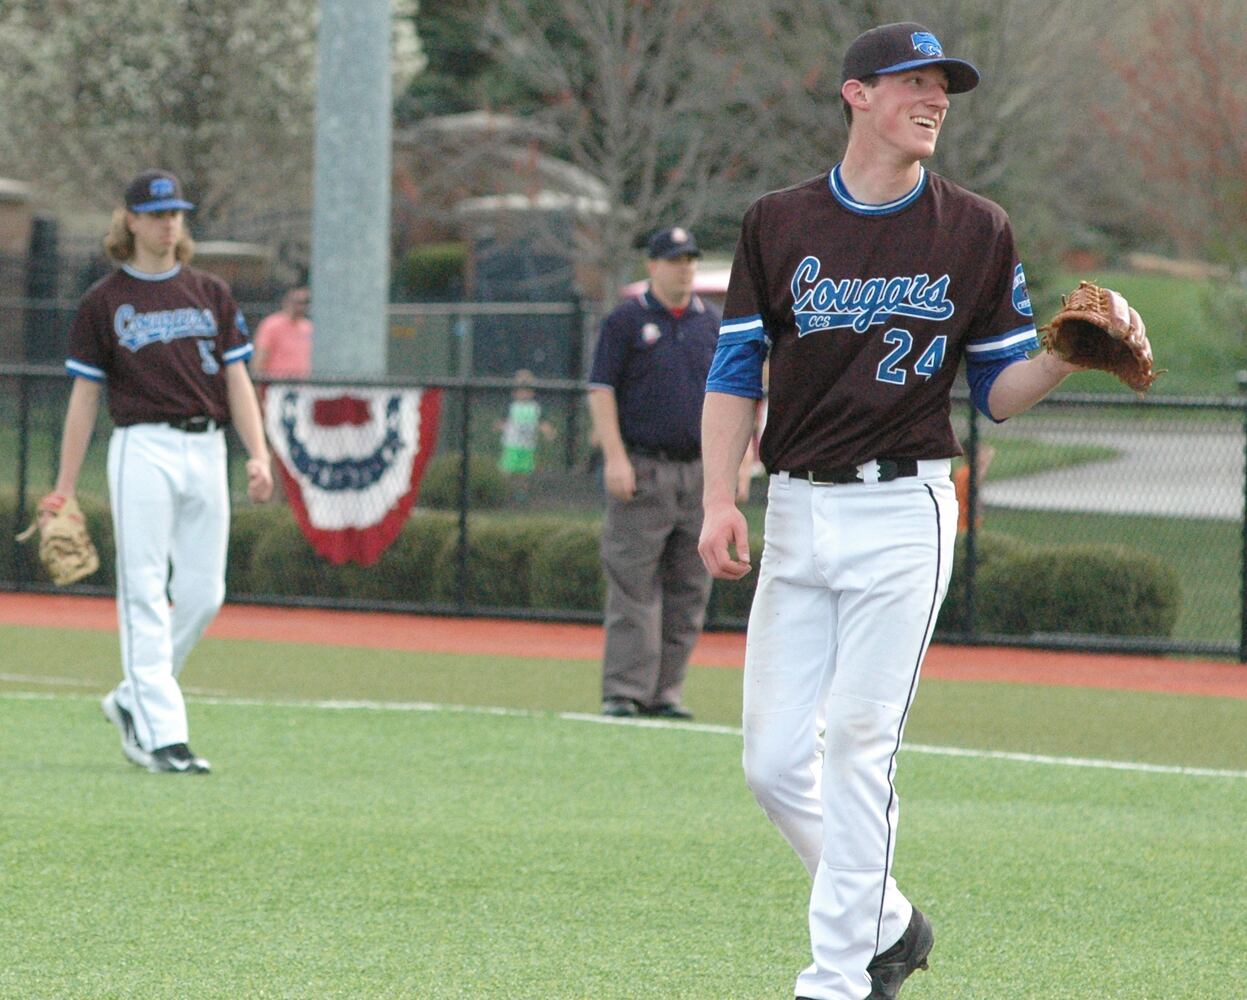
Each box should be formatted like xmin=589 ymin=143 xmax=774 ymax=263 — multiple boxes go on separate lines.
xmin=0 ymin=672 xmax=98 ymax=687
xmin=4 ymin=690 xmax=1245 ymax=779
xmin=903 ymin=743 xmax=1247 ymax=780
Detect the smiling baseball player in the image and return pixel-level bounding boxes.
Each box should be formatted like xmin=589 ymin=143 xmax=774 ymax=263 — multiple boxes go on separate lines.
xmin=698 ymin=22 xmax=1137 ymax=1000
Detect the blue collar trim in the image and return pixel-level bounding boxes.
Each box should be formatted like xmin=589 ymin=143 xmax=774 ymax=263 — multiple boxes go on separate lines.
xmin=828 ymin=164 xmax=927 ymax=216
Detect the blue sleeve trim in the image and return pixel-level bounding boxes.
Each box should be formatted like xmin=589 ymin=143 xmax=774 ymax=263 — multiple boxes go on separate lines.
xmin=66 ymin=359 xmax=105 ymax=382
xmin=223 ymin=344 xmax=254 ymax=364
xmin=706 ymin=334 xmax=768 ymax=398
xmin=964 ymin=324 xmax=1039 ymax=361
xmin=719 ymin=314 xmax=764 ymax=337
xmin=966 ymin=355 xmax=1023 ymax=421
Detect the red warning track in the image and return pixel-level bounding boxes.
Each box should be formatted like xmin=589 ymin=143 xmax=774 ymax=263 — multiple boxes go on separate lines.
xmin=6 ymin=592 xmax=1245 ymax=699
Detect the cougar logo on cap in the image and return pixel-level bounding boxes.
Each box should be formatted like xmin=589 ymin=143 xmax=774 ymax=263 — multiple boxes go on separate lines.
xmin=911 ymin=32 xmax=943 ymax=57
xmin=150 ymin=177 xmax=176 ymax=198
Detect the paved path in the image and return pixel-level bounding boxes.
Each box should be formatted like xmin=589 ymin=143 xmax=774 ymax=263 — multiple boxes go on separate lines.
xmin=981 ymin=421 xmax=1243 ymax=519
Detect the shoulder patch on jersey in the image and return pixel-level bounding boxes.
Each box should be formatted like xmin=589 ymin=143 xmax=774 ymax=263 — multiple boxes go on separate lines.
xmin=1012 ymin=263 xmax=1033 ymax=317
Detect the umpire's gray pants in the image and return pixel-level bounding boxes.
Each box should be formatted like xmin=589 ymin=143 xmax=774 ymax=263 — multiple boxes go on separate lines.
xmin=600 ymin=454 xmax=712 ymax=708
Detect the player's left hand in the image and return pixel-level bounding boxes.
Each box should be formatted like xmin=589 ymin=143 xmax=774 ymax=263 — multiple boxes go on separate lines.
xmin=246 ymin=456 xmax=274 ymax=503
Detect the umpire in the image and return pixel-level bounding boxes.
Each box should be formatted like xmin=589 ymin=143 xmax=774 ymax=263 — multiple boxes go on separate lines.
xmin=588 ymin=227 xmax=718 ymax=719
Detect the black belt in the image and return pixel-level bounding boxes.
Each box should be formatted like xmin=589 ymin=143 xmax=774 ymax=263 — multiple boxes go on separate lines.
xmin=165 ymin=416 xmax=219 ymax=433
xmin=785 ymin=458 xmax=918 ymax=485
xmin=628 ymin=444 xmax=701 ymax=463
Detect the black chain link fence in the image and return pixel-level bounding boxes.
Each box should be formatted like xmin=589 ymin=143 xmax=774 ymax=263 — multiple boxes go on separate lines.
xmin=3 ymin=361 xmax=1245 ymax=661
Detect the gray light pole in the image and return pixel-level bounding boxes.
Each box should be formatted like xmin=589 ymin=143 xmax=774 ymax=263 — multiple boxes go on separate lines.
xmin=310 ymin=0 xmax=392 ymax=377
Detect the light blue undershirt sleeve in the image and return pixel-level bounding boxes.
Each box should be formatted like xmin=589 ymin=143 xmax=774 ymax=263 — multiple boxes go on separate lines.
xmin=705 ymin=315 xmax=768 ymax=399
xmin=964 ymin=322 xmax=1040 ymax=421
xmin=966 ymin=355 xmax=1023 ymax=421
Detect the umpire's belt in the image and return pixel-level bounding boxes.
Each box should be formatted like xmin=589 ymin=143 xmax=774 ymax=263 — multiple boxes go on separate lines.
xmin=785 ymin=458 xmax=918 ymax=485
xmin=627 ymin=444 xmax=701 ymax=463
xmin=165 ymin=415 xmax=220 ymax=434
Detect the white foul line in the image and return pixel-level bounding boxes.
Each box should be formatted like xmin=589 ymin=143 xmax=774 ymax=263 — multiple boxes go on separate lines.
xmin=4 ymin=689 xmax=1245 ymax=780
xmin=0 ymin=672 xmax=98 ymax=688
xmin=902 ymin=743 xmax=1247 ymax=781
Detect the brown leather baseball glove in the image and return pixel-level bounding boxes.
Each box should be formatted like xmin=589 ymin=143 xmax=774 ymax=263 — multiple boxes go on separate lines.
xmin=15 ymin=493 xmax=100 ymax=586
xmin=1040 ymin=281 xmax=1159 ymax=393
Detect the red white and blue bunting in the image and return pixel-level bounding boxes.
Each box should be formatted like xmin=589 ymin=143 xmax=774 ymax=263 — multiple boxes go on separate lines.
xmin=263 ymin=385 xmax=442 ymax=565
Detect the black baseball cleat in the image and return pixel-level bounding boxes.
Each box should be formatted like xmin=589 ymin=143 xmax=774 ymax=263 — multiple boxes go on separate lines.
xmin=101 ymin=692 xmax=152 ymax=769
xmin=640 ymin=702 xmax=694 ymax=720
xmin=602 ymin=697 xmax=640 ymax=717
xmin=148 ymin=743 xmax=211 ymax=774
xmin=866 ymin=905 xmax=934 ymax=999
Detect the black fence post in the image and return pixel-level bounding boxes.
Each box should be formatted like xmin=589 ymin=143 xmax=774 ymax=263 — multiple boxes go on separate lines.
xmin=456 ymin=383 xmax=472 ymax=611
xmin=14 ymin=371 xmax=32 ymax=589
xmin=1240 ymin=387 xmax=1247 ymax=664
xmin=24 ymin=216 xmax=60 ymax=363
xmin=565 ymin=296 xmax=584 ymax=471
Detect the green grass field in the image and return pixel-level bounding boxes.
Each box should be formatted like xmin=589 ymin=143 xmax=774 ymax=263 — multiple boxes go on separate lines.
xmin=2 ymin=623 xmax=1247 ymax=998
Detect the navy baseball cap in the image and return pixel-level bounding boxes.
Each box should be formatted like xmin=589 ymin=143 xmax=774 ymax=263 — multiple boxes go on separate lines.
xmin=842 ymin=22 xmax=980 ymax=95
xmin=646 ymin=226 xmax=701 ymax=260
xmin=124 ymin=169 xmax=196 ymax=213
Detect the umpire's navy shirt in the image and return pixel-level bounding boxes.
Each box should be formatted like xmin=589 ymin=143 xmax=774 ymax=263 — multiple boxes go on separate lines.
xmin=588 ymin=289 xmax=719 ymax=455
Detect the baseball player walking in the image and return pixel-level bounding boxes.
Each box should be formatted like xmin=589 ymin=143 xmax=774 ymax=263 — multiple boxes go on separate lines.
xmin=698 ymin=23 xmax=1130 ymax=999
xmin=51 ymin=169 xmax=273 ymax=774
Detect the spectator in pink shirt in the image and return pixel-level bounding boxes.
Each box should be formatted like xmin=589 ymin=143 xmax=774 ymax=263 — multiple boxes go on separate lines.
xmin=252 ymin=286 xmax=312 ymax=378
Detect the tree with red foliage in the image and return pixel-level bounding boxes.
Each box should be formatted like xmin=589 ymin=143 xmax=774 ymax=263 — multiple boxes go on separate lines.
xmin=1103 ymin=1 xmax=1247 ymax=264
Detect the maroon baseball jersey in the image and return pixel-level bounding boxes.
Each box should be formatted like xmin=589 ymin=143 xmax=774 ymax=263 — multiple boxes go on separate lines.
xmin=65 ymin=264 xmax=253 ymax=426
xmin=720 ymin=165 xmax=1038 ymax=472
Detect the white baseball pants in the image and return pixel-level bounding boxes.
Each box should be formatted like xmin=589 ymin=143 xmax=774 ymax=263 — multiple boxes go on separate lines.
xmin=742 ymin=462 xmax=955 ymax=1000
xmin=106 ymin=423 xmax=230 ymax=751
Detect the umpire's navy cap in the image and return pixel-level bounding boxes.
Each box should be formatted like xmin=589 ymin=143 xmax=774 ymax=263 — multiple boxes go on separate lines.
xmin=125 ymin=169 xmax=196 ymax=213
xmin=842 ymin=22 xmax=980 ymax=95
xmin=646 ymin=226 xmax=701 ymax=260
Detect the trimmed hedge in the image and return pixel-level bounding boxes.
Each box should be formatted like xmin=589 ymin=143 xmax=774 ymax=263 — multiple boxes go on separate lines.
xmin=529 ymin=523 xmax=604 ymax=612
xmin=248 ymin=515 xmax=347 ymax=599
xmin=435 ymin=515 xmax=570 ymax=608
xmin=392 ymin=242 xmax=467 ymax=301
xmin=241 ymin=506 xmax=458 ymax=602
xmin=0 ymin=488 xmax=1181 ymax=640
xmin=419 ymin=453 xmax=508 ymax=511
xmin=338 ymin=510 xmax=458 ymax=603
xmin=976 ymin=543 xmax=1181 ymax=637
xmin=226 ymin=504 xmax=275 ymax=595
xmin=936 ymin=531 xmax=1037 ymax=635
